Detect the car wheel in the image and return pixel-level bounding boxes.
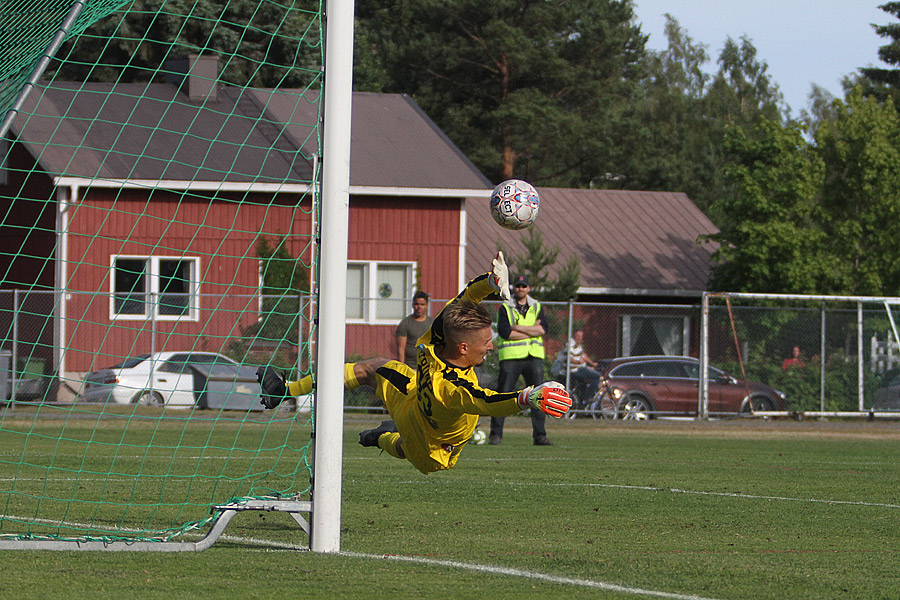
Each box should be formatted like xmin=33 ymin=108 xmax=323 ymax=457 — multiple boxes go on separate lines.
xmin=744 ymin=395 xmax=775 ymax=413
xmin=134 ymin=390 xmax=164 ymax=407
xmin=618 ymin=392 xmax=653 ymax=420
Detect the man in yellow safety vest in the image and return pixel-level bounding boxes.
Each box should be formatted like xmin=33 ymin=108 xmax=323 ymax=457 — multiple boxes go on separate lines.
xmin=489 ymin=274 xmax=553 ymax=446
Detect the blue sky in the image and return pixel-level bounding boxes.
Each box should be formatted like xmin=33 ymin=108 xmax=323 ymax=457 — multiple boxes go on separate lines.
xmin=632 ymin=1 xmax=888 ymax=115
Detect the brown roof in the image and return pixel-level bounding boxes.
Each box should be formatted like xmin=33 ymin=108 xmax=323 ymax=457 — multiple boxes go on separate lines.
xmin=466 ymin=188 xmax=719 ymax=297
xmin=252 ymin=90 xmax=491 ymax=190
xmin=14 ymin=83 xmax=312 ymax=183
xmin=13 ymin=83 xmax=490 ymax=191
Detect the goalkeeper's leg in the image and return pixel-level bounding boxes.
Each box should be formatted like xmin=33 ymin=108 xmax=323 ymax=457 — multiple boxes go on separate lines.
xmin=257 ymin=359 xmax=389 ymax=409
xmin=359 ymin=420 xmax=405 ymax=459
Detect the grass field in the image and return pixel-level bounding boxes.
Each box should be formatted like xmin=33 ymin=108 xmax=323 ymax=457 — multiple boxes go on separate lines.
xmin=2 ymin=414 xmax=900 ymax=599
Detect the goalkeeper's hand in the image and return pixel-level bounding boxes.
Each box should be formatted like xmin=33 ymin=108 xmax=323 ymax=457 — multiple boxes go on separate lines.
xmin=517 ymin=381 xmax=572 ymax=418
xmin=488 ymin=251 xmax=511 ymax=303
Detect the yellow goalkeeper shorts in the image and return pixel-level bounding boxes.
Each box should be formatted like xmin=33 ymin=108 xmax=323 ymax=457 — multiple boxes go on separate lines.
xmin=374 ymin=360 xmax=453 ymax=474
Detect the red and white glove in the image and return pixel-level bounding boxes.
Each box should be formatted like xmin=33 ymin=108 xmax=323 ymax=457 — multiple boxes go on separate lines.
xmin=488 ymin=251 xmax=511 ymax=303
xmin=517 ymin=381 xmax=572 ymax=418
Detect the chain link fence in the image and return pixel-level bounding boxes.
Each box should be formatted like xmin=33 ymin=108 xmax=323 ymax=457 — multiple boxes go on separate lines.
xmin=4 ymin=289 xmax=900 ymax=417
xmin=0 ymin=290 xmax=312 ymax=403
xmin=702 ymin=292 xmax=900 ymax=416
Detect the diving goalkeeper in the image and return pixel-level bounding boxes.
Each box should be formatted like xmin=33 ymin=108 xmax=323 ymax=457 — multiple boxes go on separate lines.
xmin=256 ymin=252 xmax=572 ymax=475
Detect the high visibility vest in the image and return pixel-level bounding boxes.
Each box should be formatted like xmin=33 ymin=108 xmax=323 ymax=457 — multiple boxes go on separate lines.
xmin=497 ymin=302 xmax=546 ymax=360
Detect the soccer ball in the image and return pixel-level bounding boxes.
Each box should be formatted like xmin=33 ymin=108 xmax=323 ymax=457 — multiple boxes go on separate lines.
xmin=489 ymin=179 xmax=540 ymax=230
xmin=471 ymin=429 xmax=487 ymax=445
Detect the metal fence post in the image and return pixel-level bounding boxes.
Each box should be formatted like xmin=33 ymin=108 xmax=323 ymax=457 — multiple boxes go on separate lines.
xmin=699 ymin=292 xmax=709 ymax=420
xmin=564 ymin=300 xmax=573 ymax=391
xmin=11 ymin=289 xmax=18 ymax=406
xmin=820 ymin=303 xmax=826 ymax=412
xmin=150 ymin=292 xmax=157 ymax=357
xmin=858 ymin=302 xmax=864 ymax=410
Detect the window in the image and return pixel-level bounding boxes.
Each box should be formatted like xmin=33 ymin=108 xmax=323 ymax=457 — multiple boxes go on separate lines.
xmin=611 ymin=363 xmax=649 ymax=378
xmin=346 ymin=261 xmax=414 ymax=324
xmin=159 ymin=353 xmax=234 ymax=374
xmin=619 ymin=315 xmax=690 ymax=357
xmin=113 ymin=258 xmax=147 ymax=315
xmin=111 ymin=256 xmax=200 ymax=320
xmin=346 ymin=263 xmax=366 ymax=320
xmin=158 ymin=259 xmax=194 ymax=316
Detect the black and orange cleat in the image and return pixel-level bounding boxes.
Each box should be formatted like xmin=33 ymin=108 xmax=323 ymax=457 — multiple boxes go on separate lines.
xmin=358 ymin=420 xmax=398 ymax=447
xmin=256 ymin=366 xmax=288 ymax=409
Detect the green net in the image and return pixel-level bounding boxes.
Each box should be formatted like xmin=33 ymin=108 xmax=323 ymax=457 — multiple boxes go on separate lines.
xmin=0 ymin=0 xmax=322 ymax=544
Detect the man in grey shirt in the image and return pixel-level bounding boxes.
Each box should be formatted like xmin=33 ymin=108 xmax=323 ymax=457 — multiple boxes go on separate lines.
xmin=395 ymin=291 xmax=434 ymax=367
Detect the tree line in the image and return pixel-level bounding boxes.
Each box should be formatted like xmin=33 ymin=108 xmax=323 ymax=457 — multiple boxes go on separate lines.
xmin=51 ymin=1 xmax=900 ymax=296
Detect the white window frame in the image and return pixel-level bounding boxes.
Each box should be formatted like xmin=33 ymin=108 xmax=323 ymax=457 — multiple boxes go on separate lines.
xmin=346 ymin=260 xmax=415 ymax=325
xmin=109 ymin=255 xmax=201 ymax=321
xmin=619 ymin=314 xmax=690 ymax=357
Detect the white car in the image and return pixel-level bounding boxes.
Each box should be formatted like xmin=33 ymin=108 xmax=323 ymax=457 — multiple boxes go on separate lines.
xmin=80 ymin=351 xmax=248 ymax=408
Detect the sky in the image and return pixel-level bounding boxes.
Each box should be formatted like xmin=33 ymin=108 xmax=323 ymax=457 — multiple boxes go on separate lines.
xmin=631 ymin=1 xmax=888 ymax=116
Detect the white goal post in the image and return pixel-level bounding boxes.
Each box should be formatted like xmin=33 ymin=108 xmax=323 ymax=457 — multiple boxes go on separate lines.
xmin=311 ymin=0 xmax=356 ymax=553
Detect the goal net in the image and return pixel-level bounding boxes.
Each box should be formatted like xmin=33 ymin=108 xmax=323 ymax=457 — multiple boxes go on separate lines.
xmin=702 ymin=291 xmax=900 ymax=416
xmin=0 ymin=0 xmax=323 ymax=547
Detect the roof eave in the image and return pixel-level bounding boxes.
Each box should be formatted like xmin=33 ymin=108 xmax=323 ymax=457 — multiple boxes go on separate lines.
xmin=53 ymin=176 xmax=314 ymax=193
xmin=349 ymin=185 xmax=490 ymax=198
xmin=578 ymin=286 xmax=706 ymax=298
xmin=52 ymin=179 xmax=490 ymax=198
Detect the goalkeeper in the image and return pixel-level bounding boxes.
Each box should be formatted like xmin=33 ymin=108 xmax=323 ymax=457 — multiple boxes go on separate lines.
xmin=256 ymin=252 xmax=572 ymax=474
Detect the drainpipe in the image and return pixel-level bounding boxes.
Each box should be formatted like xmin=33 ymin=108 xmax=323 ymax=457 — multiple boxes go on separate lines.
xmin=55 ymin=184 xmax=77 ymax=387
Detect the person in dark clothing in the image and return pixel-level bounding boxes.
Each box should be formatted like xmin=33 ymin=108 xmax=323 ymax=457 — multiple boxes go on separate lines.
xmin=489 ymin=274 xmax=553 ymax=446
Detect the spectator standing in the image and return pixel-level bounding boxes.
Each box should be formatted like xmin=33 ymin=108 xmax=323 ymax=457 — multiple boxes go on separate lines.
xmin=489 ymin=274 xmax=553 ymax=446
xmin=782 ymin=345 xmax=805 ymax=371
xmin=395 ymin=291 xmax=434 ymax=367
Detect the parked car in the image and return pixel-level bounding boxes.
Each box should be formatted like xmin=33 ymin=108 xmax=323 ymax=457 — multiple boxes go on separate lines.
xmin=80 ymin=352 xmax=245 ymax=408
xmin=872 ymin=368 xmax=900 ymax=410
xmin=597 ymin=356 xmax=787 ymax=419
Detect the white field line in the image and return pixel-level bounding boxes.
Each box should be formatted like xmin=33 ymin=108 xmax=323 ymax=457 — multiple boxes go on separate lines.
xmin=511 ymin=481 xmax=900 ymax=509
xmin=3 ymin=453 xmax=894 ymax=468
xmin=1 ymin=513 xmax=724 ymax=600
xmin=5 ymin=473 xmax=900 ymax=509
xmin=340 ymin=551 xmax=724 ymax=600
xmin=349 ymin=478 xmax=900 ymax=510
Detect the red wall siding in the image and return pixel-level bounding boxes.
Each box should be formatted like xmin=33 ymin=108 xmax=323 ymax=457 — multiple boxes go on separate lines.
xmin=62 ymin=191 xmax=462 ymax=370
xmin=345 ymin=195 xmax=462 ymax=359
xmin=65 ymin=189 xmax=313 ymax=371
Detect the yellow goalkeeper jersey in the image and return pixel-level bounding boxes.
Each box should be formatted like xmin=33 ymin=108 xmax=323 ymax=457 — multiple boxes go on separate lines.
xmin=374 ymin=274 xmax=522 ymax=473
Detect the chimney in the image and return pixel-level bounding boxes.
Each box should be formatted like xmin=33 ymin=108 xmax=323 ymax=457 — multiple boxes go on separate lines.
xmin=164 ymin=54 xmax=219 ymax=102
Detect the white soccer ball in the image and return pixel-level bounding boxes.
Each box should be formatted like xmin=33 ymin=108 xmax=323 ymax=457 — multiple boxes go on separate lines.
xmin=471 ymin=429 xmax=487 ymax=445
xmin=489 ymin=179 xmax=540 ymax=230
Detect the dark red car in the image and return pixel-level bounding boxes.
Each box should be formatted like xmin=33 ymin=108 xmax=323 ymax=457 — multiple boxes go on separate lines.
xmin=598 ymin=356 xmax=787 ymax=419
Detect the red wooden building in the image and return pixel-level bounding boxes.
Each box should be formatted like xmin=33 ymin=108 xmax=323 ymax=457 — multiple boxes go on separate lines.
xmin=0 ymin=57 xmax=491 ymax=387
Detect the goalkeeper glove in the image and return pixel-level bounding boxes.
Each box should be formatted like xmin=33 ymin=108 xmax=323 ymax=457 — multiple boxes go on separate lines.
xmin=488 ymin=251 xmax=511 ymax=303
xmin=517 ymin=381 xmax=572 ymax=418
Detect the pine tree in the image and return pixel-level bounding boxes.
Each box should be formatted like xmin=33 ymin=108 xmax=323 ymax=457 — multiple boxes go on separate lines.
xmin=501 ymin=228 xmax=580 ymax=301
xmin=860 ymin=2 xmax=900 ymax=104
